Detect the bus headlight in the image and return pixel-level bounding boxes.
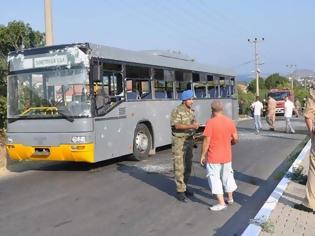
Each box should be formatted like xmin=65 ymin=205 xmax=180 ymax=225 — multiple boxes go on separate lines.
xmin=71 ymin=136 xmax=86 ymax=144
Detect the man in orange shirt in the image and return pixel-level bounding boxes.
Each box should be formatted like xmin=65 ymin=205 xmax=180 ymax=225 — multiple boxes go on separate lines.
xmin=200 ymin=101 xmax=239 ymax=211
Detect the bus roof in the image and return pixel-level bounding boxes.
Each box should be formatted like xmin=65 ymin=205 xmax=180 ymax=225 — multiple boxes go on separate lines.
xmin=8 ymin=42 xmax=235 ymax=77
xmin=89 ymin=43 xmax=235 ymax=77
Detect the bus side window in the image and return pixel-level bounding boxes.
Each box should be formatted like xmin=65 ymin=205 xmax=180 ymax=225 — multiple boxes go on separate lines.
xmin=125 ymin=65 xmax=151 ymax=100
xmin=154 ymin=80 xmax=166 ymax=99
xmin=175 ymin=71 xmax=192 ymax=99
xmin=194 ymin=83 xmax=206 ymax=98
xmin=166 ymin=81 xmax=174 ymax=99
xmin=126 ymin=80 xmax=139 ymax=100
xmin=126 ymin=79 xmax=151 ymax=100
xmin=140 ymin=80 xmax=151 ymax=99
xmin=164 ymin=70 xmax=175 ymax=99
xmin=193 ymin=73 xmax=207 ymax=98
xmin=219 ymin=76 xmax=225 ymax=98
xmin=207 ymin=75 xmax=216 ymax=98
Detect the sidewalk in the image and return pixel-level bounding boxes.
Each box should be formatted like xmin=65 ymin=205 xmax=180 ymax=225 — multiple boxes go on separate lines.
xmin=243 ymin=140 xmax=315 ymax=236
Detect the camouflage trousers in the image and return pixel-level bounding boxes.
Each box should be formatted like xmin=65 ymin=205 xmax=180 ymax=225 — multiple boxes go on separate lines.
xmin=172 ymin=136 xmax=193 ymax=193
xmin=266 ymin=112 xmax=276 ymax=129
xmin=303 ymin=137 xmax=315 ymax=210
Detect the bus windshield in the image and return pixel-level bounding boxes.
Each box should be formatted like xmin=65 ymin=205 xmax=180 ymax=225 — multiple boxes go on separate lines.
xmin=269 ymin=92 xmax=289 ymax=101
xmin=8 ymin=67 xmax=92 ymax=120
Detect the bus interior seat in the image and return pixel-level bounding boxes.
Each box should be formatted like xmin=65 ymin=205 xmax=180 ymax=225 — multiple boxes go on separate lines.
xmin=221 ymin=87 xmax=228 ymax=97
xmin=209 ymin=88 xmax=216 ymax=98
xmin=166 ymin=91 xmax=173 ymax=99
xmin=141 ymin=92 xmax=152 ymax=99
xmin=127 ymin=91 xmax=140 ymax=100
xmin=155 ymin=91 xmax=166 ymax=99
xmin=195 ymin=89 xmax=206 ymax=98
xmin=230 ymin=85 xmax=234 ymax=95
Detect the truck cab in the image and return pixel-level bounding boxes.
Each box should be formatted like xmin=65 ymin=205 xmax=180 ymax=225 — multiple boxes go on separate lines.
xmin=268 ymin=89 xmax=294 ymax=115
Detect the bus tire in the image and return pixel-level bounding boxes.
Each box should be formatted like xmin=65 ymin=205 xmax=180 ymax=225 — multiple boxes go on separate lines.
xmin=131 ymin=123 xmax=152 ymax=161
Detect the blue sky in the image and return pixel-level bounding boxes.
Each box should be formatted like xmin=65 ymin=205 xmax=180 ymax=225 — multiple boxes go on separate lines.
xmin=1 ymin=0 xmax=315 ymax=77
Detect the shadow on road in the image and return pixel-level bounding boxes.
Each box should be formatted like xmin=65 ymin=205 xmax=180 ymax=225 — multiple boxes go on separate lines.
xmin=117 ymin=163 xmax=213 ymax=206
xmin=5 ymin=145 xmax=174 ymax=173
xmin=5 ymin=155 xmax=130 ymax=173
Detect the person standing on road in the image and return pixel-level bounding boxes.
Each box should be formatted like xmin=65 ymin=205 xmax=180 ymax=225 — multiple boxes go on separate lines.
xmin=294 ymin=89 xmax=315 ymax=213
xmin=284 ymin=96 xmax=297 ymax=133
xmin=266 ymin=95 xmax=277 ymax=131
xmin=200 ymin=101 xmax=239 ymax=211
xmin=170 ymin=90 xmax=199 ymax=202
xmin=250 ymin=96 xmax=263 ymax=134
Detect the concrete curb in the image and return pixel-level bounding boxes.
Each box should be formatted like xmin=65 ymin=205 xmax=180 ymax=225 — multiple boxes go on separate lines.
xmin=238 ymin=116 xmax=253 ymax=121
xmin=242 ymin=139 xmax=311 ymax=236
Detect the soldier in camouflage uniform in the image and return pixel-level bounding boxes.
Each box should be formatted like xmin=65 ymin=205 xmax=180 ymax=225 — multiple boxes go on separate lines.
xmin=266 ymin=95 xmax=277 ymax=131
xmin=170 ymin=90 xmax=199 ymax=202
xmin=294 ymin=89 xmax=315 ymax=212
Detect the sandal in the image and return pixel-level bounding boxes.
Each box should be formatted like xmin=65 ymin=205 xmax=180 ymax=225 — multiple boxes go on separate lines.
xmin=226 ymin=199 xmax=234 ymax=205
xmin=209 ymin=204 xmax=227 ymax=211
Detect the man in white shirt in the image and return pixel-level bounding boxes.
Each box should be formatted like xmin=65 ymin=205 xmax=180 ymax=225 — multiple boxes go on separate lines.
xmin=284 ymin=96 xmax=297 ymax=133
xmin=250 ymin=96 xmax=264 ymax=134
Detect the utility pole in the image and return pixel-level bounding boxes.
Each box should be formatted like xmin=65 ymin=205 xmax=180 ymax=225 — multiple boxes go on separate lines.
xmin=248 ymin=38 xmax=264 ymax=96
xmin=286 ymin=64 xmax=296 ymax=90
xmin=44 ymin=0 xmax=54 ymax=45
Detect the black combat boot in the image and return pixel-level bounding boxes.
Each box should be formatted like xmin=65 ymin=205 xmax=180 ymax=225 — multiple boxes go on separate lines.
xmin=176 ymin=192 xmax=187 ymax=202
xmin=185 ymin=189 xmax=194 ymax=197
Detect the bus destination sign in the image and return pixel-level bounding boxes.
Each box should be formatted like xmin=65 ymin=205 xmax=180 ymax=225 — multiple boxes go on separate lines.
xmin=34 ymin=55 xmax=68 ymax=68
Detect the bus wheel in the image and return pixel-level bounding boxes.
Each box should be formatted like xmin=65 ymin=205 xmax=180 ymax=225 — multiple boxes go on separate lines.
xmin=131 ymin=124 xmax=152 ymax=161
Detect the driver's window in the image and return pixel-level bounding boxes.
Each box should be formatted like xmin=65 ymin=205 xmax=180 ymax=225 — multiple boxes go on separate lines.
xmin=94 ymin=72 xmax=124 ymax=116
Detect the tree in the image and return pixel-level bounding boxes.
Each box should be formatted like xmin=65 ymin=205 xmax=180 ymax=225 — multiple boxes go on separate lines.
xmin=0 ymin=21 xmax=44 ymax=129
xmin=265 ymin=73 xmax=290 ymax=90
xmin=294 ymin=86 xmax=309 ymax=107
xmin=247 ymin=77 xmax=266 ymax=95
xmin=237 ymin=84 xmax=255 ymax=115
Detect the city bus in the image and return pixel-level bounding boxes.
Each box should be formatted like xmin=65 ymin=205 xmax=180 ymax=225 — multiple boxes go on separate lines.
xmin=6 ymin=43 xmax=238 ymax=163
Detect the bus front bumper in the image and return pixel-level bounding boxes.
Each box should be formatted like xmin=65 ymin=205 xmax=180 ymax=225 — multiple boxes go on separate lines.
xmin=6 ymin=143 xmax=95 ymax=163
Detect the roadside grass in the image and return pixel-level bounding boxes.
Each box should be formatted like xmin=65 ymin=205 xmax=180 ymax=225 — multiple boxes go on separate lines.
xmin=273 ymin=136 xmax=309 ymax=181
xmin=288 ymin=165 xmax=307 ymax=185
xmin=249 ymin=217 xmax=275 ymax=234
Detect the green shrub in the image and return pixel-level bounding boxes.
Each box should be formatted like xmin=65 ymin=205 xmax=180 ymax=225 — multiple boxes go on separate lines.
xmin=0 ymin=96 xmax=6 ymax=129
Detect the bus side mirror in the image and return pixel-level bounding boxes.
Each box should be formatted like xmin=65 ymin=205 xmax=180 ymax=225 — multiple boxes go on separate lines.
xmin=91 ymin=62 xmax=103 ymax=82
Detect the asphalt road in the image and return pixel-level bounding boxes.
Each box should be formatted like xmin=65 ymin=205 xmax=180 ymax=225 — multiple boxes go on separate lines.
xmin=0 ymin=118 xmax=309 ymax=236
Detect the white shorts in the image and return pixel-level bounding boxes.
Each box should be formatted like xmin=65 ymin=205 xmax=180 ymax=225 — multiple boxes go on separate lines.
xmin=206 ymin=162 xmax=237 ymax=195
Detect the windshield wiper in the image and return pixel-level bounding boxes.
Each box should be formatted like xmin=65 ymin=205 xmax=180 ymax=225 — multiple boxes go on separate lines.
xmin=58 ymin=110 xmax=74 ymax=122
xmin=8 ymin=116 xmax=27 ymax=123
xmin=8 ymin=110 xmax=75 ymax=123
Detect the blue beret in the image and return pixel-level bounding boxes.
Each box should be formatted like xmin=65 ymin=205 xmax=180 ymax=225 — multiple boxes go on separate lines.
xmin=181 ymin=90 xmax=194 ymax=101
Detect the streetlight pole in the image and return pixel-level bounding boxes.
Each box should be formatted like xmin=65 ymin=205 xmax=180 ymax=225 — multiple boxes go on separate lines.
xmin=286 ymin=64 xmax=296 ymax=90
xmin=44 ymin=0 xmax=54 ymax=45
xmin=248 ymin=38 xmax=264 ymax=96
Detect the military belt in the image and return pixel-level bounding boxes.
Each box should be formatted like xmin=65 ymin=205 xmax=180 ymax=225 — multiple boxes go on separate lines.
xmin=172 ymin=131 xmax=194 ymax=137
